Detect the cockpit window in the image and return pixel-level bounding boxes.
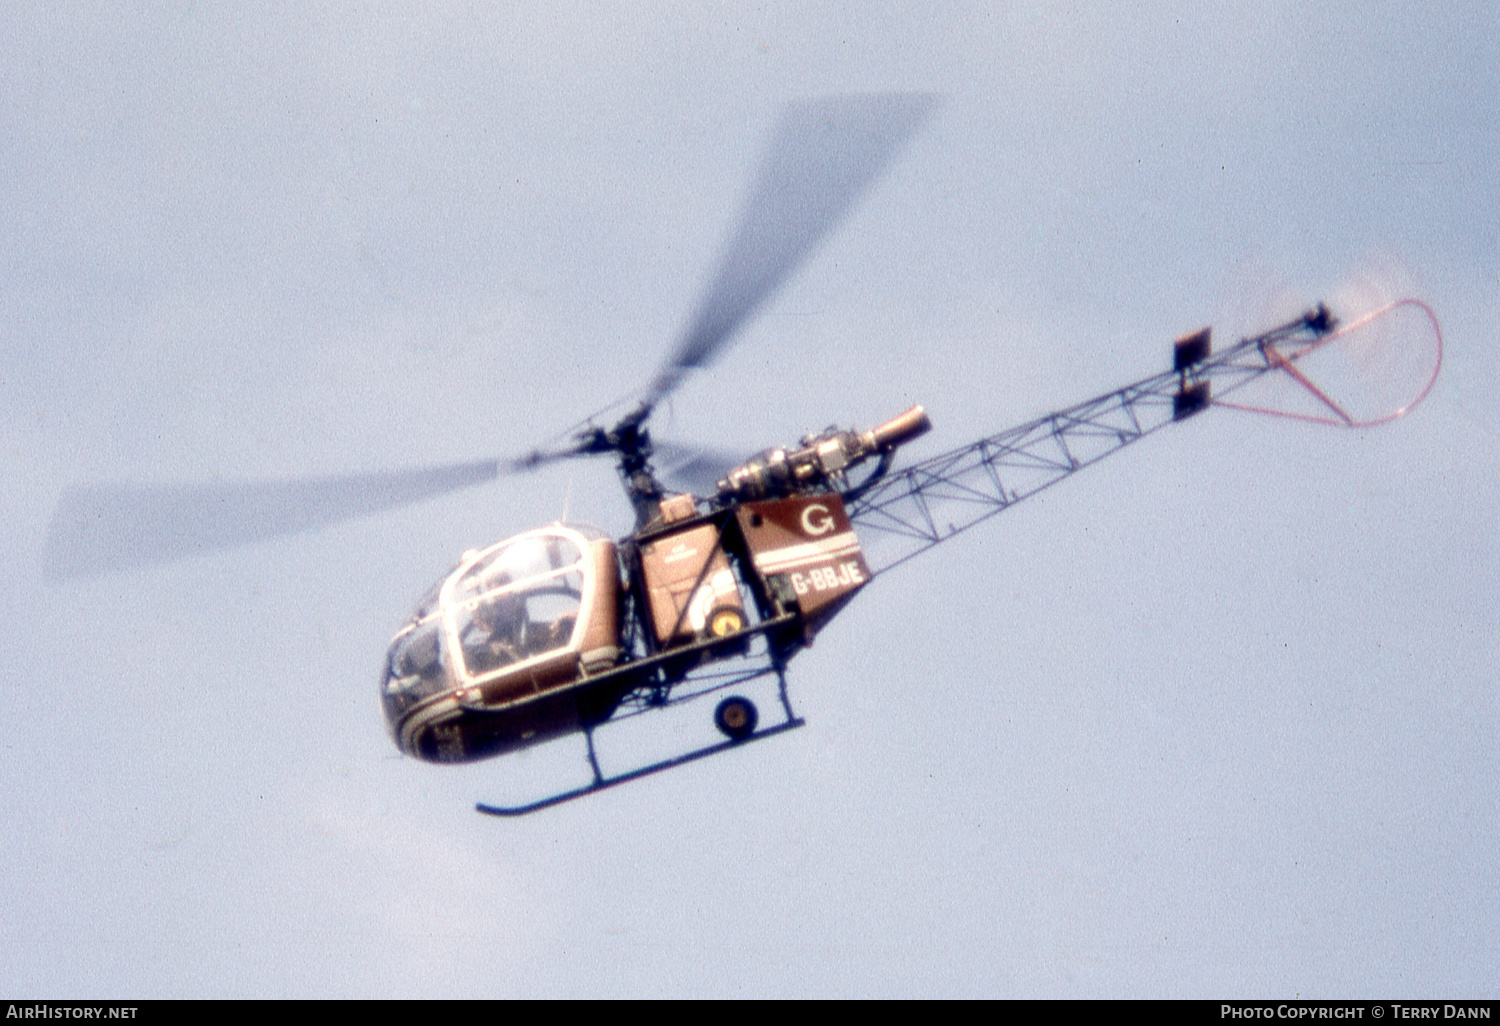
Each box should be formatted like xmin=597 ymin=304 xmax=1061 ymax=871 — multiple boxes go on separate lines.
xmin=447 ymin=532 xmax=588 ymax=681
xmin=382 ymin=618 xmax=447 ymax=716
xmin=410 ymin=576 xmax=448 ymax=623
xmin=453 ymin=535 xmax=582 ymax=605
xmin=455 ymin=569 xmax=583 ymax=678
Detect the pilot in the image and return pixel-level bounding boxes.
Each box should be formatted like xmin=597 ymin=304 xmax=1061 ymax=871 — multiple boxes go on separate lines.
xmin=541 ymin=611 xmax=577 ymax=650
xmin=463 ymin=587 xmax=531 ymax=674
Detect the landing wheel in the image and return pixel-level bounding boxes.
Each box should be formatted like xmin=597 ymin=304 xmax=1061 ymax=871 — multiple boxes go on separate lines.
xmin=714 ymin=696 xmax=758 ymax=741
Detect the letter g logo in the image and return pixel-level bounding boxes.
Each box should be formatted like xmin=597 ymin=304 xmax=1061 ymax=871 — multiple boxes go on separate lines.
xmin=800 ymin=503 xmax=834 ymax=536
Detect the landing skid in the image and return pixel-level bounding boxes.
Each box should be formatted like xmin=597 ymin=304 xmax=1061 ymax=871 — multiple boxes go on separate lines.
xmin=475 ymin=716 xmax=805 ymax=817
xmin=477 ymin=664 xmax=803 ymax=817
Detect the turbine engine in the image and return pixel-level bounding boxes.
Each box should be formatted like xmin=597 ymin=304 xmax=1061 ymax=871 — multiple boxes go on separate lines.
xmin=716 ymin=405 xmax=931 ymax=500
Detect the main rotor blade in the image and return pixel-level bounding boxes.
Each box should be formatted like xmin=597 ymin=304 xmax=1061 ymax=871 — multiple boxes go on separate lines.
xmin=44 ymin=459 xmax=502 ymax=580
xmin=645 ymin=92 xmax=938 ymax=407
xmin=653 ymin=440 xmax=746 ymax=496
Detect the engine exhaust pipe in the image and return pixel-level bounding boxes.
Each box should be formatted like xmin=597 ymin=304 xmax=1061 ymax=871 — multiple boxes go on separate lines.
xmin=864 ymin=405 xmax=931 ymax=452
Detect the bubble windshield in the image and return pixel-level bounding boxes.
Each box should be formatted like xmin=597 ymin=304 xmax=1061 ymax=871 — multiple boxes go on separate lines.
xmin=382 ymin=527 xmax=600 ymax=718
xmin=449 ymin=532 xmax=587 ymax=681
xmin=452 ymin=534 xmax=582 ymax=605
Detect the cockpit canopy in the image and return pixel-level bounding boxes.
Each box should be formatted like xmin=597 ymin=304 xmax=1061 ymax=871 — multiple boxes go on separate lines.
xmin=382 ymin=526 xmax=616 ymax=728
xmin=451 ymin=530 xmax=585 ymax=677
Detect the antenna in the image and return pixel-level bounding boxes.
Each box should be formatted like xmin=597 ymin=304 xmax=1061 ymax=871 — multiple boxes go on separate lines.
xmin=560 ymin=473 xmax=575 ymax=525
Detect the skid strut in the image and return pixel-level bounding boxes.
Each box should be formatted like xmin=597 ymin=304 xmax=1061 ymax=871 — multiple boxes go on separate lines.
xmin=476 ymin=666 xmax=803 ymax=817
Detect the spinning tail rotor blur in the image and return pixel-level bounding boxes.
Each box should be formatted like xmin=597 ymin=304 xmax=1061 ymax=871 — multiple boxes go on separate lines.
xmin=1213 ymin=298 xmax=1442 ymax=427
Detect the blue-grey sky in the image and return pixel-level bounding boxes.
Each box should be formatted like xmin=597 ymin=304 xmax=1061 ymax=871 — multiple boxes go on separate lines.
xmin=3 ymin=2 xmax=1496 ymax=997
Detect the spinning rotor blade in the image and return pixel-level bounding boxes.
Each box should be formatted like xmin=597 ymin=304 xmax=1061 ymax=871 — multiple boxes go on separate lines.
xmin=653 ymin=440 xmax=745 ymax=495
xmin=44 ymin=459 xmax=504 ymax=580
xmin=644 ymin=92 xmax=938 ymax=408
xmin=46 ymin=97 xmax=938 ymax=581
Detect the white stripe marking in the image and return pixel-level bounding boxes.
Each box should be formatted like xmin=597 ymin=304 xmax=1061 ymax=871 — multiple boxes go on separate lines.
xmin=753 ymin=531 xmax=863 ymax=572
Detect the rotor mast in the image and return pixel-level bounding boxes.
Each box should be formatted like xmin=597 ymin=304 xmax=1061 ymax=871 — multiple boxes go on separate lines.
xmin=565 ymin=404 xmax=668 ymax=527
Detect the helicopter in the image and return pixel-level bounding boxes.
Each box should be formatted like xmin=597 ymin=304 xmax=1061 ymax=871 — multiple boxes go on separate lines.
xmin=43 ymin=94 xmax=1442 ymax=816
